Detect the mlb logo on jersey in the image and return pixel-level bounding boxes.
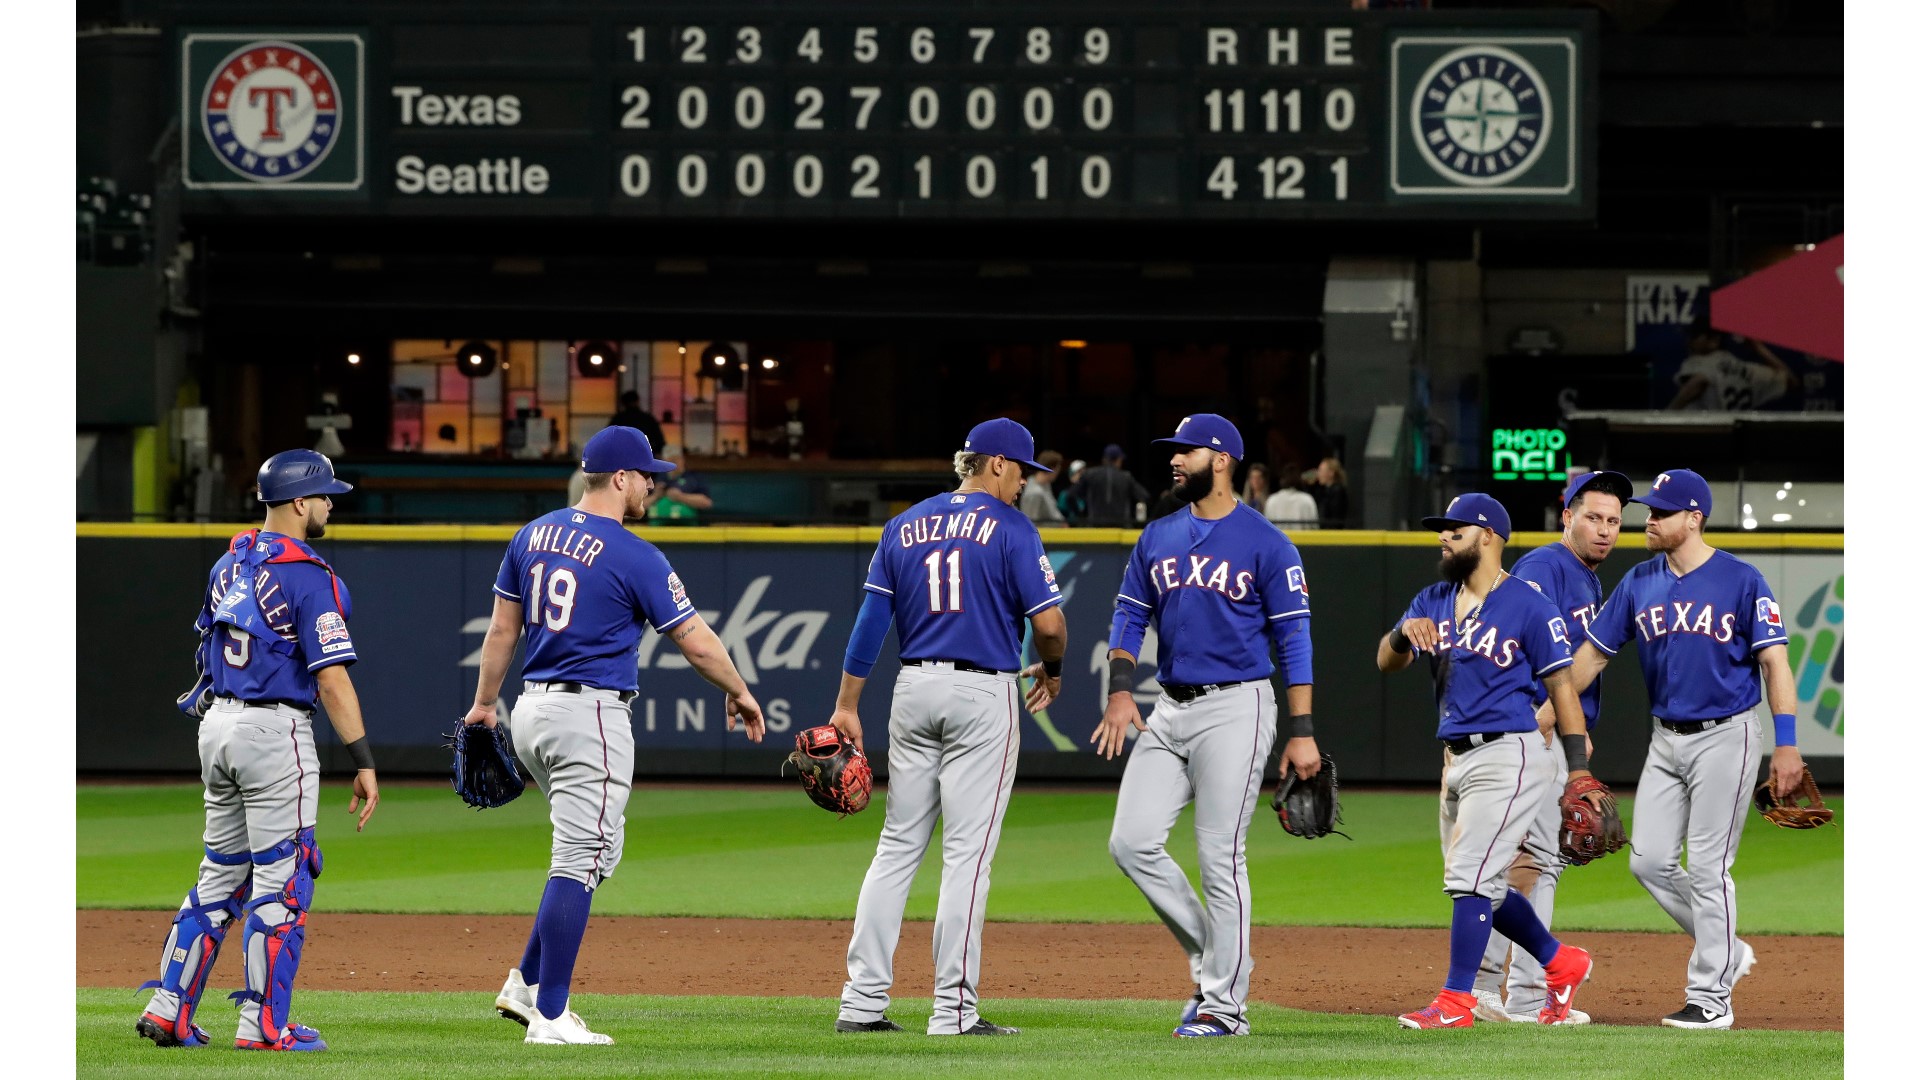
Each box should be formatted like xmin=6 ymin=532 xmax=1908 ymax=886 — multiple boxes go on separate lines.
xmin=1287 ymin=565 xmax=1309 ymax=594
xmin=315 ymin=611 xmax=349 ymax=643
xmin=1757 ymin=596 xmax=1782 ymax=627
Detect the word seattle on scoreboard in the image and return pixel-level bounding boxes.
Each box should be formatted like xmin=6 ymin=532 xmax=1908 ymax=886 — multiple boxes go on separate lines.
xmin=178 ymin=5 xmax=1593 ymax=220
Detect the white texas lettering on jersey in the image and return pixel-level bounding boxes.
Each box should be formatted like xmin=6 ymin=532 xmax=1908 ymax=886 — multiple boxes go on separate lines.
xmin=1633 ymin=601 xmax=1736 ymax=643
xmin=1147 ymin=555 xmax=1255 ymax=601
xmin=1430 ymin=616 xmax=1522 ymax=669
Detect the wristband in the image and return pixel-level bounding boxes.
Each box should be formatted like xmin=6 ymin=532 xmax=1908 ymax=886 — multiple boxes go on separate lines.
xmin=1287 ymin=712 xmax=1314 ymax=739
xmin=344 ymin=735 xmax=376 ymax=771
xmin=1773 ymin=712 xmax=1798 ymax=747
xmin=1561 ymin=734 xmax=1588 ymax=773
xmin=1042 ymin=658 xmax=1062 ymax=679
xmin=1387 ymin=626 xmax=1412 ymax=654
xmin=1108 ymin=657 xmax=1136 ymax=697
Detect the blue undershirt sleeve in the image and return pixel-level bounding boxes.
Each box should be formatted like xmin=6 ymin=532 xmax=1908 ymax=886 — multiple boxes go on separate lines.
xmin=1268 ymin=614 xmax=1314 ymax=687
xmin=842 ymin=589 xmax=895 ymax=678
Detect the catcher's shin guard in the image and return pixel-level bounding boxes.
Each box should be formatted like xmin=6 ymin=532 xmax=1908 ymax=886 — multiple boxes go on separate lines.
xmin=139 ymin=847 xmax=252 ymax=1043
xmin=232 ymin=828 xmax=322 ymax=1047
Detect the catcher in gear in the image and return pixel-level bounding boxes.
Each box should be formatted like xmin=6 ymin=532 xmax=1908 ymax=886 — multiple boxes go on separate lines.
xmin=1272 ymin=754 xmax=1348 ymax=839
xmin=1753 ymin=769 xmax=1833 ymax=829
xmin=449 ymin=721 xmax=527 ymax=809
xmin=785 ymin=725 xmax=873 ymax=816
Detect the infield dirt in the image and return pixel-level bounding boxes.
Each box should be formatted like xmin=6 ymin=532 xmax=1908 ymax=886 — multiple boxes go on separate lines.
xmin=80 ymin=911 xmax=1841 ymax=1031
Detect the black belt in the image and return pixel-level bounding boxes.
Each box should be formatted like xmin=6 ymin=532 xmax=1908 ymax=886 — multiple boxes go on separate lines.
xmin=1160 ymin=681 xmax=1245 ymax=704
xmin=525 ymin=681 xmax=638 ymax=703
xmin=903 ymin=659 xmax=1008 ymax=676
xmin=1443 ymin=731 xmax=1508 ymax=754
xmin=214 ymin=696 xmax=312 ymax=714
xmin=1658 ymin=716 xmax=1736 ymax=736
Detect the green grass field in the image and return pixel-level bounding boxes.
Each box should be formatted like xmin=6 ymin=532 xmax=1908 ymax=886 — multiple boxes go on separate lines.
xmin=78 ymin=990 xmax=1841 ymax=1079
xmin=78 ymin=783 xmax=1844 ymax=933
xmin=79 ymin=783 xmax=1844 ymax=1077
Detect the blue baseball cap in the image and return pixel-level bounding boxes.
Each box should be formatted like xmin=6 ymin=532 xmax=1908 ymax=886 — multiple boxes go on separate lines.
xmin=1422 ymin=493 xmax=1512 ymax=541
xmin=1152 ymin=414 xmax=1245 ymax=459
xmin=963 ymin=418 xmax=1049 ymax=472
xmin=582 ymin=425 xmax=674 ymax=473
xmin=1632 ymin=468 xmax=1713 ymax=516
xmin=1562 ymin=469 xmax=1634 ymax=507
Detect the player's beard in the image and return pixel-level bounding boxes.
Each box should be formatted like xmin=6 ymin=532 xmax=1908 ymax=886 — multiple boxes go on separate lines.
xmin=1439 ymin=544 xmax=1480 ymax=583
xmin=1173 ymin=461 xmax=1215 ymax=504
xmin=305 ymin=518 xmax=327 ymax=539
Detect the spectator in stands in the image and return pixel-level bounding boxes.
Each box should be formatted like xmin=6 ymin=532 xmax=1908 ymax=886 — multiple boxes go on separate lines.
xmin=1058 ymin=459 xmax=1088 ymax=522
xmin=1070 ymin=444 xmax=1152 ymax=526
xmin=645 ymin=444 xmax=713 ymax=525
xmin=1241 ymin=463 xmax=1275 ymax=513
xmin=1020 ymin=450 xmax=1068 ymax=524
xmin=609 ymin=390 xmax=667 ymax=457
xmin=1265 ymin=462 xmax=1320 ymax=531
xmin=1312 ymin=456 xmax=1350 ymax=528
xmin=1668 ymin=321 xmax=1799 ymax=411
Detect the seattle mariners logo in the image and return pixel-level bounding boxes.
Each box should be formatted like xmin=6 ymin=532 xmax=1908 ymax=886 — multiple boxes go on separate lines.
xmin=1411 ymin=45 xmax=1552 ymax=187
xmin=200 ymin=40 xmax=341 ymax=182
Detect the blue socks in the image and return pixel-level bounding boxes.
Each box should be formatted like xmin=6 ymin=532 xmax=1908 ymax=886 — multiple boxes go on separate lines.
xmin=530 ymin=877 xmax=594 ymax=1020
xmin=1446 ymin=896 xmax=1494 ymax=992
xmin=518 ymin=921 xmax=542 ymax=980
xmin=1491 ymin=889 xmax=1560 ymax=967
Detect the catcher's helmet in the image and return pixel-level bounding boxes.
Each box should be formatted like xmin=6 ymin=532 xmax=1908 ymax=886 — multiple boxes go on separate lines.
xmin=256 ymin=449 xmax=354 ymax=504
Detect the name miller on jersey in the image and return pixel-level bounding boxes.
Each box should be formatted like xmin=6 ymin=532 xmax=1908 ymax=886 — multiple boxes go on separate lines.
xmin=525 ymin=523 xmax=607 ymax=566
xmin=1631 ymin=601 xmax=1736 ymax=644
xmin=1147 ymin=555 xmax=1255 ymax=601
xmin=896 ymin=507 xmax=1001 ymax=549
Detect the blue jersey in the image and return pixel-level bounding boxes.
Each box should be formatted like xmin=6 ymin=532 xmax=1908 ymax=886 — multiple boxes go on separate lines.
xmin=1400 ymin=573 xmax=1574 ymax=739
xmin=1583 ymin=549 xmax=1789 ymax=721
xmin=198 ymin=530 xmax=356 ymax=707
xmin=1110 ymin=503 xmax=1311 ymax=686
xmin=863 ymin=490 xmax=1062 ymax=671
xmin=493 ymin=508 xmax=697 ymax=691
xmin=1512 ymin=542 xmax=1607 ymax=728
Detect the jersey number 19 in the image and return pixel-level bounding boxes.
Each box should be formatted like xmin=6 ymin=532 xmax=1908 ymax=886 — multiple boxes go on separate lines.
xmin=923 ymin=549 xmax=964 ymax=613
xmin=527 ymin=562 xmax=578 ymax=631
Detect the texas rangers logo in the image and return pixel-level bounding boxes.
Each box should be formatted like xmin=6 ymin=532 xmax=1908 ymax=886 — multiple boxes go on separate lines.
xmin=314 ymin=611 xmax=349 ymax=644
xmin=667 ymin=572 xmax=689 ymax=607
xmin=1039 ymin=555 xmax=1057 ymax=588
xmin=1287 ymin=565 xmax=1308 ymax=595
xmin=1756 ymin=597 xmax=1782 ymax=628
xmin=1412 ymin=45 xmax=1552 ymax=187
xmin=1549 ymin=616 xmax=1570 ymax=645
xmin=200 ymin=40 xmax=341 ymax=182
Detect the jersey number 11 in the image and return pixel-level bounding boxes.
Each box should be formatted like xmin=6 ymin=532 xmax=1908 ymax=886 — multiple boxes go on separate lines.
xmin=923 ymin=549 xmax=964 ymax=613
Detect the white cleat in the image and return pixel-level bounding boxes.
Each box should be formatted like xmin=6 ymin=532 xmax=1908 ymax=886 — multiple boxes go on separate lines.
xmin=496 ymin=968 xmax=540 ymax=1027
xmin=1732 ymin=941 xmax=1757 ymax=988
xmin=525 ymin=1007 xmax=614 ymax=1046
xmin=1471 ymin=990 xmax=1513 ymax=1022
xmin=1511 ymin=1007 xmax=1590 ymax=1025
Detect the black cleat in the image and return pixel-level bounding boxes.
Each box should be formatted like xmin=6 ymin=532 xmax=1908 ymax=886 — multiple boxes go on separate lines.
xmin=1660 ymin=1003 xmax=1733 ymax=1030
xmin=962 ymin=1019 xmax=1021 ymax=1035
xmin=835 ymin=1015 xmax=906 ymax=1032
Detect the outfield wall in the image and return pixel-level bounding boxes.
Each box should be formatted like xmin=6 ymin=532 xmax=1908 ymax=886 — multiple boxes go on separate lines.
xmin=80 ymin=525 xmax=1843 ymax=786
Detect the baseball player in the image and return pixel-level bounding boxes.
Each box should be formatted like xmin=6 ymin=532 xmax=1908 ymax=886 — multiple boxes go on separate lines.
xmin=1094 ymin=414 xmax=1320 ymax=1038
xmin=1546 ymin=469 xmax=1793 ymax=1029
xmin=832 ymin=418 xmax=1068 ymax=1036
xmin=1378 ymin=493 xmax=1596 ymax=1030
xmin=136 ymin=449 xmax=379 ymax=1052
xmin=461 ymin=427 xmax=765 ymax=1046
xmin=1471 ymin=470 xmax=1632 ymax=1025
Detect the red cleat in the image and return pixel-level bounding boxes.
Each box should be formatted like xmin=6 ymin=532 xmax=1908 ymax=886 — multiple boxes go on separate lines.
xmin=1540 ymin=945 xmax=1594 ymax=1025
xmin=1398 ymin=989 xmax=1478 ymax=1030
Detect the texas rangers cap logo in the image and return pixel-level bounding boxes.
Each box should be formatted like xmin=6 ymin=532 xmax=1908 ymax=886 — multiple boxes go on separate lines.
xmin=1412 ymin=45 xmax=1553 ymax=187
xmin=200 ymin=40 xmax=342 ymax=182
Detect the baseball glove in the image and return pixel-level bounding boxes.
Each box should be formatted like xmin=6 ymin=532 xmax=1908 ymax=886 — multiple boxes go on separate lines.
xmin=446 ymin=721 xmax=527 ymax=810
xmin=1559 ymin=774 xmax=1627 ymax=865
xmin=1272 ymin=754 xmax=1350 ymax=839
xmin=783 ymin=725 xmax=872 ymax=817
xmin=1754 ymin=769 xmax=1834 ymax=829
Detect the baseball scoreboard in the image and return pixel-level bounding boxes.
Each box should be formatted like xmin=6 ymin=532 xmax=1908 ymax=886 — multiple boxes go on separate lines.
xmin=177 ymin=4 xmax=1595 ymax=221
